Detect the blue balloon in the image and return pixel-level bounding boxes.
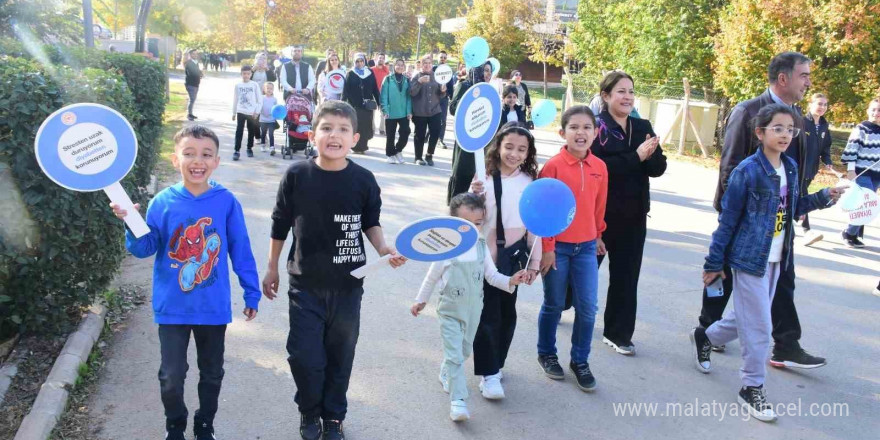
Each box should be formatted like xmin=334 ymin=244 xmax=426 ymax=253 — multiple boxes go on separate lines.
xmin=271 ymin=104 xmax=287 ymax=120
xmin=462 ymin=36 xmax=490 ymax=68
xmin=518 ymin=178 xmax=576 ymax=237
xmin=531 ymin=99 xmax=557 ymax=128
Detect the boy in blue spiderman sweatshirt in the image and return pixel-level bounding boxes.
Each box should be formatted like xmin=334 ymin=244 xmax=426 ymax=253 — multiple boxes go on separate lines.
xmin=111 ymin=125 xmax=261 ymax=440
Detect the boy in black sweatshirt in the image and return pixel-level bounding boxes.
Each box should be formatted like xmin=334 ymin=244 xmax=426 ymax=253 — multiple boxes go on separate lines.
xmin=262 ymin=101 xmax=406 ymax=440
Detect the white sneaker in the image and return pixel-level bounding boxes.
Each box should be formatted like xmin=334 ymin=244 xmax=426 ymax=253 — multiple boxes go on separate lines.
xmin=439 ymin=371 xmax=449 ymax=393
xmin=449 ymin=400 xmax=470 ymax=422
xmin=395 ymin=153 xmax=405 ymax=164
xmin=479 ymin=373 xmax=505 ymax=400
xmin=386 ymin=156 xmax=397 ymax=164
xmin=803 ymin=230 xmax=824 ymax=246
xmin=873 ymin=287 xmax=880 ymax=297
xmin=260 ymin=144 xmax=267 ymax=153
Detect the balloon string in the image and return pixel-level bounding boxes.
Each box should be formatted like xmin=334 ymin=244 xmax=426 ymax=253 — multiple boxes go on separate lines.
xmin=523 ymin=235 xmax=541 ymax=272
xmin=854 ymin=158 xmax=880 ymax=180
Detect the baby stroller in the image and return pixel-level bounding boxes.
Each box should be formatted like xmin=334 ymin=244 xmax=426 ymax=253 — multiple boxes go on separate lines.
xmin=283 ymin=93 xmax=315 ymax=160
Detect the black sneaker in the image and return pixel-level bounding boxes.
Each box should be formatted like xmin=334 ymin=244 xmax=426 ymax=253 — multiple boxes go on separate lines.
xmin=322 ymin=419 xmax=345 ymax=440
xmin=569 ymin=361 xmax=597 ymax=392
xmin=193 ymin=420 xmax=215 ymax=440
xmin=425 ymin=156 xmax=434 ymax=166
xmin=165 ymin=431 xmax=186 ymax=440
xmin=247 ymin=149 xmax=254 ymax=158
xmin=537 ymin=354 xmax=564 ymax=380
xmin=770 ymin=345 xmax=826 ymax=369
xmin=299 ymin=414 xmax=322 ymax=440
xmin=187 ymin=114 xmax=196 ymax=121
xmin=738 ymin=385 xmax=777 ymax=422
xmin=842 ymin=231 xmax=865 ymax=248
xmin=690 ymin=327 xmax=712 ymax=373
xmin=232 ymin=152 xmax=240 ymax=161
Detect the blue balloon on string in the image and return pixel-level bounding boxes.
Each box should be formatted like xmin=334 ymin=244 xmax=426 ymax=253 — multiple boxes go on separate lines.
xmin=519 ymin=178 xmax=576 ymax=237
xmin=271 ymin=104 xmax=287 ymax=120
xmin=531 ymin=99 xmax=558 ymax=128
xmin=462 ymin=36 xmax=490 ymax=68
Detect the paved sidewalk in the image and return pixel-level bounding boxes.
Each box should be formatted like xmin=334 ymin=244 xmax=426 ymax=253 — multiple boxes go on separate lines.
xmin=89 ymin=75 xmax=879 ymax=440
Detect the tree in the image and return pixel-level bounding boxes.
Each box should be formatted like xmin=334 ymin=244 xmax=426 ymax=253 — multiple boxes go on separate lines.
xmin=454 ymin=0 xmax=540 ymax=75
xmin=570 ymin=0 xmax=723 ymax=87
xmin=715 ymin=0 xmax=880 ymax=122
xmin=523 ymin=18 xmax=569 ymax=95
xmin=0 ymin=0 xmax=83 ymax=44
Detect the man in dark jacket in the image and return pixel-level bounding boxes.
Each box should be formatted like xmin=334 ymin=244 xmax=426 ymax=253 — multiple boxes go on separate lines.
xmin=184 ymin=49 xmax=203 ymax=121
xmin=800 ymin=93 xmax=834 ymax=245
xmin=700 ymin=51 xmax=826 ymax=369
xmin=432 ymin=51 xmax=456 ymax=148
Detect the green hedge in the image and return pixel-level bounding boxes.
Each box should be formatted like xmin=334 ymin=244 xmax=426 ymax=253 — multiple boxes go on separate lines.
xmin=0 ymin=48 xmax=165 ymax=337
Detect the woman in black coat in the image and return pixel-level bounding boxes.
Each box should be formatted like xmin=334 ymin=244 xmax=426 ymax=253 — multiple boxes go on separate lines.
xmin=342 ymin=53 xmax=380 ymax=153
xmin=447 ymin=62 xmax=492 ymax=203
xmin=498 ymin=85 xmax=527 ymax=131
xmin=591 ymin=70 xmax=667 ymax=356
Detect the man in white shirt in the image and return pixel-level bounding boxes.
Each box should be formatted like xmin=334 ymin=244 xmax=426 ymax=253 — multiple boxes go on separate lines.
xmin=279 ymin=46 xmax=316 ymax=101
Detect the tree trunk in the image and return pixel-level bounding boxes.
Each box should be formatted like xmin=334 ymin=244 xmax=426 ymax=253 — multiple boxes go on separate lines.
xmin=134 ymin=0 xmax=153 ymax=53
xmin=543 ymin=61 xmax=547 ymax=96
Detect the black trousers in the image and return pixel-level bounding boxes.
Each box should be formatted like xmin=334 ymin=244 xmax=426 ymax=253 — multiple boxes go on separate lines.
xmin=597 ymin=213 xmax=647 ymax=345
xmin=472 ymin=281 xmax=518 ymax=376
xmin=158 ymin=324 xmax=227 ymax=432
xmin=234 ymin=113 xmax=258 ymax=152
xmin=412 ymin=113 xmax=441 ymax=160
xmin=698 ymin=251 xmax=802 ymax=348
xmin=447 ymin=144 xmax=475 ymax=204
xmin=800 ymin=177 xmax=814 ymax=230
xmin=260 ymin=122 xmax=276 ymax=146
xmin=385 ymin=117 xmax=411 ymax=157
xmin=438 ymin=98 xmax=450 ymax=142
xmin=287 ymin=286 xmax=363 ymax=421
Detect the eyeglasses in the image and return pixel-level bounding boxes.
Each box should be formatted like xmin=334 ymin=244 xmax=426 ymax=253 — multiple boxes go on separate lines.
xmin=760 ymin=126 xmax=801 ymax=137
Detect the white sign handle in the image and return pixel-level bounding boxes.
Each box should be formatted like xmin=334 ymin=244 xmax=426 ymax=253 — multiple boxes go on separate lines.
xmin=103 ymin=181 xmax=150 ymax=238
xmin=474 ymin=148 xmax=486 ymax=182
xmin=350 ymin=254 xmax=392 ymax=279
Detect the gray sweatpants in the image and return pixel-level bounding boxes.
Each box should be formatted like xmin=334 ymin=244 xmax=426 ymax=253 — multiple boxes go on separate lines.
xmin=705 ymin=262 xmax=781 ymax=387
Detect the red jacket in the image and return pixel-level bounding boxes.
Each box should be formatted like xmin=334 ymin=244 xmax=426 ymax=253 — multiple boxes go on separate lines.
xmin=539 ymin=146 xmax=608 ymax=252
xmin=371 ymin=65 xmax=390 ymax=92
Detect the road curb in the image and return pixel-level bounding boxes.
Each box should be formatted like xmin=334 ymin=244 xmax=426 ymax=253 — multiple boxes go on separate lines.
xmin=14 ymin=303 xmax=107 ymax=440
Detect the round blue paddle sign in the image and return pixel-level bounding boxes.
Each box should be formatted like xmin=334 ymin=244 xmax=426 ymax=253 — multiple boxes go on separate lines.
xmin=395 ymin=216 xmax=481 ymax=262
xmin=454 ymin=83 xmax=502 ymax=153
xmin=34 ymin=103 xmax=137 ymax=192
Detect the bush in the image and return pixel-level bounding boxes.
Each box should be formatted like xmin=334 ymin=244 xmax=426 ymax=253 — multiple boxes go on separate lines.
xmin=0 ymin=50 xmax=163 ymax=338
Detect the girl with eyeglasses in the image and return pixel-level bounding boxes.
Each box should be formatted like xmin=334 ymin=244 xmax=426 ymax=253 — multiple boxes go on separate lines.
xmin=695 ymin=104 xmax=843 ymax=422
xmin=590 ymin=71 xmax=667 ymax=356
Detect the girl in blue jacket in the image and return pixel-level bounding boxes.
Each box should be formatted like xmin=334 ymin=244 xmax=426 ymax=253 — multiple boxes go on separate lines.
xmin=690 ymin=104 xmax=843 ymax=423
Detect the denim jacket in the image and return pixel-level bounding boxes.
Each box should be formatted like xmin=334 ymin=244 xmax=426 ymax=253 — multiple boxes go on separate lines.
xmin=705 ymin=148 xmax=831 ymax=277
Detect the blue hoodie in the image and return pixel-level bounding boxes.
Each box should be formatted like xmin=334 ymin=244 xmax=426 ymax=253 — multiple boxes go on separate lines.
xmin=125 ymin=181 xmax=261 ymax=325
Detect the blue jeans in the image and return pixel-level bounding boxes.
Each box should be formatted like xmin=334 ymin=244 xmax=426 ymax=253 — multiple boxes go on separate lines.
xmin=846 ymin=173 xmax=880 ymax=235
xmin=537 ymin=240 xmax=599 ymax=364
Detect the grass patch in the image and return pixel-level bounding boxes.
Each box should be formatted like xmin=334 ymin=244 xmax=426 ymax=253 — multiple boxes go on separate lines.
xmin=156 ymin=82 xmax=188 ymax=181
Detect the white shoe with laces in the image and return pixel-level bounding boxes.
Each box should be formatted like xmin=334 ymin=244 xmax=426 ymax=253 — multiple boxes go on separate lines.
xmin=479 ymin=373 xmax=505 ymax=400
xmin=395 ymin=153 xmax=405 ymax=164
xmin=450 ymin=399 xmax=470 ymax=422
xmin=803 ymin=230 xmax=824 ymax=246
xmin=386 ymin=156 xmax=397 ymax=164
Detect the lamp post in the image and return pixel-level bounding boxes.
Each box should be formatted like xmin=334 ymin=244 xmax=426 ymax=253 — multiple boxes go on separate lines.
xmin=165 ymin=15 xmax=179 ymax=101
xmin=415 ymin=14 xmax=426 ymax=59
xmin=263 ymin=0 xmax=276 ymax=53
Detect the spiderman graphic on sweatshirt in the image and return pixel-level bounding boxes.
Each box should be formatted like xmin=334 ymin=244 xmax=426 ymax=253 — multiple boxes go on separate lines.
xmin=168 ymin=217 xmax=221 ymax=291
